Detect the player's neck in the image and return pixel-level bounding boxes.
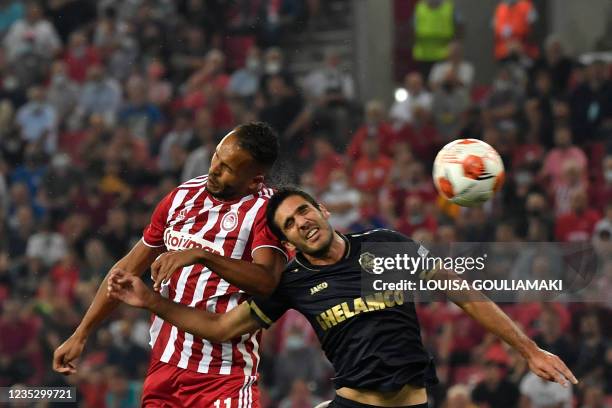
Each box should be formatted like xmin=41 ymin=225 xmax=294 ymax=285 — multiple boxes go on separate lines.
xmin=303 ymin=232 xmax=346 ymax=266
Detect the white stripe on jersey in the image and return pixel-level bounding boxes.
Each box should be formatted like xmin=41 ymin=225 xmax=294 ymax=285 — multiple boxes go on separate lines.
xmin=219 ymin=292 xmax=242 ymax=374
xmin=159 ymin=188 xmax=209 ymax=363
xmin=196 ymin=197 xmax=266 ymax=374
xmin=149 ymin=188 xmax=193 ymax=348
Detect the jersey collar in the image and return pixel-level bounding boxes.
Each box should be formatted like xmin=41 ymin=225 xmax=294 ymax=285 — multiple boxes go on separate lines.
xmin=294 ymin=232 xmax=351 ymax=271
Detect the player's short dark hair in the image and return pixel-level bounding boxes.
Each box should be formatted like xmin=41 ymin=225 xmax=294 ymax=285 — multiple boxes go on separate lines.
xmin=233 ymin=122 xmax=279 ymax=169
xmin=266 ymin=187 xmax=319 ymax=241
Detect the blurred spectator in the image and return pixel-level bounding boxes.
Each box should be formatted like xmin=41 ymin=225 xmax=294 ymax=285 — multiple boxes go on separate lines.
xmin=118 ymin=76 xmax=163 ymax=141
xmin=569 ymin=60 xmax=612 ymax=144
xmin=429 ymin=41 xmax=474 ymax=90
xmin=145 ymin=58 xmax=173 ymax=108
xmin=580 ymin=384 xmax=606 ymax=408
xmin=303 ymin=48 xmax=355 ymax=107
xmin=169 ymin=25 xmax=209 ymax=84
xmin=443 ymin=384 xmax=478 ymax=408
xmin=260 ymin=47 xmax=294 ymax=95
xmin=158 ymin=110 xmax=194 ymax=174
xmin=525 ymin=69 xmax=556 ymax=148
xmin=181 ymin=108 xmax=215 ymax=182
xmin=259 ymin=74 xmax=304 ymax=147
xmin=228 ymin=45 xmax=263 ymax=101
xmin=40 ymin=153 xmax=80 ymax=221
xmin=555 ymin=189 xmax=600 ymax=242
xmin=74 ymin=64 xmax=122 ymax=127
xmin=531 ymin=34 xmax=573 ymax=96
xmin=0 ymin=300 xmax=41 ymax=385
xmin=46 ymin=61 xmax=80 ymax=125
xmin=25 ymin=216 xmax=67 ymax=268
xmin=519 ymin=371 xmax=572 ymax=408
xmin=9 ymin=146 xmax=46 ymax=198
xmin=100 ymin=207 xmax=131 ymax=260
xmin=482 ymin=64 xmax=524 ymax=131
xmin=0 ymin=1 xmax=24 ymax=38
xmin=431 ymin=67 xmax=470 ymax=141
xmin=541 ymin=126 xmax=587 ymax=187
xmin=573 ymin=313 xmax=607 ymax=384
xmin=471 ymin=359 xmax=520 ymax=408
xmin=310 ymin=137 xmax=344 ymax=193
xmin=16 ymin=86 xmax=57 ymax=154
xmin=492 ymin=0 xmax=538 ymax=62
xmin=551 ymin=160 xmax=588 ymax=216
xmin=351 ymin=137 xmax=393 ymax=193
xmin=256 ymin=0 xmax=305 ymax=47
xmin=320 ymin=169 xmax=360 ymax=232
xmin=532 ymin=307 xmax=575 ymax=368
xmin=63 ymin=30 xmax=101 ymax=84
xmin=347 ymin=100 xmax=394 ymax=160
xmin=396 ymin=194 xmax=438 ymax=236
xmin=273 ymin=325 xmax=327 ymax=402
xmin=590 ymin=155 xmax=612 ymax=212
xmin=389 ymin=72 xmax=432 ymax=130
xmin=278 ymin=379 xmax=324 ymax=408
xmin=104 ymin=366 xmax=142 ymax=408
xmin=185 ymin=49 xmax=230 ymax=95
xmin=82 ymin=238 xmax=113 ymax=281
xmin=6 ymin=205 xmax=35 ymax=262
xmin=3 ymin=1 xmax=61 ymax=62
xmin=412 ymin=0 xmax=463 ymax=78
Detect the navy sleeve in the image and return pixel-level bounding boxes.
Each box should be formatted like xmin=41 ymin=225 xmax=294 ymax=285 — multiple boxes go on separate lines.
xmin=248 ymin=285 xmax=291 ymax=329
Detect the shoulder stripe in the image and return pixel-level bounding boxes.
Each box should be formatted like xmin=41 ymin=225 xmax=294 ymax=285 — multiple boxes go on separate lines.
xmin=248 ymin=301 xmax=273 ymax=326
xmin=349 ymin=228 xmax=394 ymax=237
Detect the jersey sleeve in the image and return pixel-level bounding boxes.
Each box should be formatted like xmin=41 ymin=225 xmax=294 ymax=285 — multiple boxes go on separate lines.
xmin=248 ymin=286 xmax=291 ymax=329
xmin=251 ymin=202 xmax=289 ymax=260
xmin=142 ymin=191 xmax=175 ymax=248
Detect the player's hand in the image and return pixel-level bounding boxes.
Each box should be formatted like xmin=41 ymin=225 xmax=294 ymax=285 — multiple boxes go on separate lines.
xmin=151 ymin=249 xmax=203 ymax=291
xmin=52 ymin=334 xmax=86 ymax=375
xmin=526 ymin=348 xmax=578 ymax=387
xmin=107 ymin=269 xmax=155 ymax=309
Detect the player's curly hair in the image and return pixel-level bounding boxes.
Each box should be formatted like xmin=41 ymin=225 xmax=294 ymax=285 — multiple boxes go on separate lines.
xmin=233 ymin=122 xmax=279 ymax=170
xmin=266 ymin=187 xmax=320 ymax=241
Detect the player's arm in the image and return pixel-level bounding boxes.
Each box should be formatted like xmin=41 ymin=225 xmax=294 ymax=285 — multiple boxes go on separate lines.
xmin=151 ymin=247 xmax=286 ymax=297
xmin=108 ymin=270 xmax=261 ymax=342
xmin=53 ymin=240 xmax=164 ymax=374
xmin=429 ymin=268 xmax=577 ymax=387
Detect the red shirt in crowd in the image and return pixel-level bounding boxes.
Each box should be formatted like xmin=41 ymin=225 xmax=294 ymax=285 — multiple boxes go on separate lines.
xmin=555 ymin=209 xmax=601 ymax=242
xmin=352 ymin=155 xmax=393 ymax=192
xmin=393 ymin=123 xmax=440 ymax=163
xmin=64 ymin=47 xmax=101 ymax=83
xmin=346 ymin=122 xmax=395 ymax=160
xmin=312 ymin=152 xmax=344 ymax=191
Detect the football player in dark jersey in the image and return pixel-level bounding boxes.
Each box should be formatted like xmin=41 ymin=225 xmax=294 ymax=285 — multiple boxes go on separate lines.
xmin=108 ymin=187 xmax=577 ymax=408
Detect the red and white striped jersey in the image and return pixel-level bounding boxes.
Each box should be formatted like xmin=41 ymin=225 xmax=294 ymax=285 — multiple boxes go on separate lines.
xmin=142 ymin=175 xmax=287 ymax=376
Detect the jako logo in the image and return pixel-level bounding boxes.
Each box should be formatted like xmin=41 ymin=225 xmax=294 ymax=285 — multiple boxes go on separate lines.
xmin=310 ymin=282 xmax=328 ymax=295
xmin=163 ymin=229 xmax=225 ymax=255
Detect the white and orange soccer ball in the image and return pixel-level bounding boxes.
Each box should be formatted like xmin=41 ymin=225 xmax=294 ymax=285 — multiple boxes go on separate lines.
xmin=432 ymin=139 xmax=505 ymax=207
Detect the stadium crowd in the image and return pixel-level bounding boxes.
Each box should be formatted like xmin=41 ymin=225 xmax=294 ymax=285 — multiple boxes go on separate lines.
xmin=0 ymin=0 xmax=610 ymax=407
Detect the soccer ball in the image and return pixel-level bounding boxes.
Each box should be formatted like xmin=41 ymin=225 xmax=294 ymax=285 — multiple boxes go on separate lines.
xmin=432 ymin=139 xmax=505 ymax=207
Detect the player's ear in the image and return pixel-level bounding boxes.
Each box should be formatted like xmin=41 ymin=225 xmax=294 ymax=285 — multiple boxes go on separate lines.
xmin=282 ymin=240 xmax=296 ymax=252
xmin=248 ymin=174 xmax=265 ymax=190
xmin=317 ymin=203 xmax=331 ymax=220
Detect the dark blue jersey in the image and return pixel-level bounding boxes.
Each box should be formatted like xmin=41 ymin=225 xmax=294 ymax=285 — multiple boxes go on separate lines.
xmin=248 ymin=229 xmax=438 ymax=391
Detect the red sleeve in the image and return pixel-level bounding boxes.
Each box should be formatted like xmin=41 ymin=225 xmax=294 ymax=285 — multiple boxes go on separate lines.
xmin=142 ymin=191 xmax=175 ymax=248
xmin=251 ymin=203 xmax=289 ymax=261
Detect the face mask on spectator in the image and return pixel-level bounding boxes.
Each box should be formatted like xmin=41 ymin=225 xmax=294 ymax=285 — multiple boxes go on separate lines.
xmin=265 ymin=61 xmax=281 ymax=74
xmin=605 ymin=170 xmax=612 ymax=183
xmin=246 ymin=57 xmax=260 ymax=71
xmin=515 ymin=171 xmax=533 ymax=186
xmin=285 ymin=335 xmax=305 ymax=351
xmin=52 ymin=74 xmax=67 ymax=85
xmin=330 ymin=181 xmax=347 ymax=192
